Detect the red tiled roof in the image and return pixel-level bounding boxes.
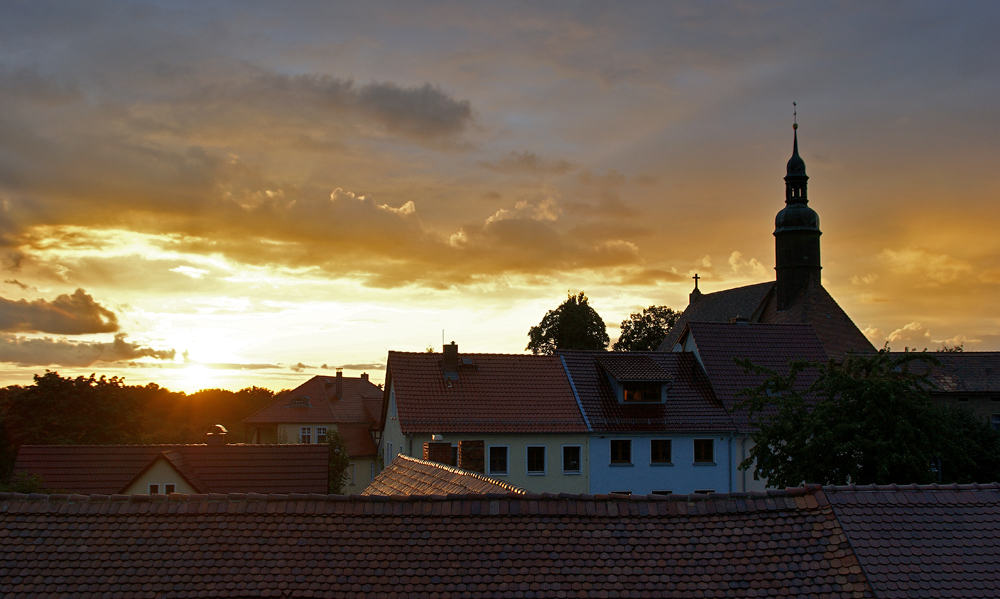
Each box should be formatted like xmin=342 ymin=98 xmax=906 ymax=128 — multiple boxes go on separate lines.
xmin=244 ymin=374 xmax=383 ymax=425
xmin=560 ymin=350 xmax=736 ymax=432
xmin=13 ymin=444 xmax=329 ymax=495
xmin=823 ymin=483 xmax=1000 ymax=598
xmin=336 ymin=422 xmax=378 ymax=458
xmin=682 ymin=322 xmax=828 ymax=427
xmin=658 ymin=281 xmax=776 ymax=350
xmin=890 ymin=351 xmax=1000 ymax=393
xmin=387 ymin=351 xmax=587 ymax=434
xmin=595 ymin=353 xmax=672 ymax=380
xmin=761 ymin=277 xmax=876 ymax=359
xmin=0 ymin=486 xmax=874 ymax=598
xmin=659 ymin=279 xmax=876 ymax=360
xmin=362 ymin=454 xmax=526 ymax=496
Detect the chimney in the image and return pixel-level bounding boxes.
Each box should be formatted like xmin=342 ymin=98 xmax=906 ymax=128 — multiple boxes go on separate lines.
xmin=336 ymin=368 xmax=343 ymax=398
xmin=423 ymin=441 xmax=453 ymax=465
xmin=458 ymin=440 xmax=485 ymax=473
xmin=360 ymin=372 xmax=369 ymax=382
xmin=443 ymin=341 xmax=459 ymax=380
xmin=206 ymin=424 xmax=228 ymax=446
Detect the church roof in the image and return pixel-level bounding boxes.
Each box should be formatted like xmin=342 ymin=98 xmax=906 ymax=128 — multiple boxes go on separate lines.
xmin=657 ymin=281 xmax=775 ymax=350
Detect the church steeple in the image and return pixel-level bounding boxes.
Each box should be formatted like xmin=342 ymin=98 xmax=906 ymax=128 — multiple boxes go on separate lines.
xmin=774 ymin=119 xmax=821 ymax=311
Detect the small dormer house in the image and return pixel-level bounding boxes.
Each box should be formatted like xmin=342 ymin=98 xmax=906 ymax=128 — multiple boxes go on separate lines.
xmin=596 ymin=354 xmax=672 ymax=404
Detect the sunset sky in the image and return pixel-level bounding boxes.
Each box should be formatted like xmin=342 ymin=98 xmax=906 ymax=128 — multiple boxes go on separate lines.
xmin=1 ymin=1 xmax=998 ymax=393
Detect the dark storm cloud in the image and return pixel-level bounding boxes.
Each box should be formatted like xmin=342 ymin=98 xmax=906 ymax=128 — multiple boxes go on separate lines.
xmin=0 ymin=333 xmax=175 ymax=367
xmin=0 ymin=289 xmax=118 ymax=334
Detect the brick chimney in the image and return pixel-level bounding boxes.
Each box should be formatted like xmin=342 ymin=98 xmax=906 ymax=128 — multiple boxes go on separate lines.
xmin=458 ymin=440 xmax=485 ymax=473
xmin=360 ymin=372 xmax=369 ymax=382
xmin=443 ymin=341 xmax=459 ymax=380
xmin=206 ymin=424 xmax=227 ymax=446
xmin=336 ymin=368 xmax=343 ymax=398
xmin=423 ymin=441 xmax=453 ymax=465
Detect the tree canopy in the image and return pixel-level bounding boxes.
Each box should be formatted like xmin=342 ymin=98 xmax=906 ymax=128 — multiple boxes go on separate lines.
xmin=735 ymin=350 xmax=1000 ymax=487
xmin=612 ymin=305 xmax=680 ymax=351
xmin=526 ymin=292 xmax=609 ymax=355
xmin=327 ymin=428 xmax=352 ymax=494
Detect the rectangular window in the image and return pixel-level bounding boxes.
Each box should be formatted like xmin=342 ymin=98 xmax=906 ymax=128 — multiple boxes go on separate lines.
xmin=349 ymin=463 xmax=356 ymax=485
xmin=149 ymin=484 xmax=159 ymax=494
xmin=451 ymin=445 xmax=459 ymax=467
xmin=316 ymin=427 xmax=328 ymax=443
xmin=610 ymin=439 xmax=632 ymax=465
xmin=164 ymin=484 xmax=175 ymax=494
xmin=526 ymin=446 xmax=546 ymax=475
xmin=300 ymin=427 xmax=311 ymax=444
xmin=562 ymin=446 xmax=582 ymax=473
xmin=992 ymin=414 xmax=1000 ymax=431
xmin=651 ymin=439 xmax=672 ymax=464
xmin=694 ymin=439 xmax=715 ymax=463
xmin=623 ymin=382 xmax=662 ymax=403
xmin=489 ymin=446 xmax=509 ymax=475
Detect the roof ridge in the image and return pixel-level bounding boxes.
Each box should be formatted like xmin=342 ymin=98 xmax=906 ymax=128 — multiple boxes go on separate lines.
xmin=395 ymin=454 xmax=528 ymax=494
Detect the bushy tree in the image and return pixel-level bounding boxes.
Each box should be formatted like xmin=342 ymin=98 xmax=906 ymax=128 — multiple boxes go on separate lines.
xmin=527 ymin=292 xmax=609 ymax=354
xmin=613 ymin=305 xmax=680 ymax=351
xmin=327 ymin=428 xmax=351 ymax=494
xmin=734 ymin=350 xmax=1000 ymax=487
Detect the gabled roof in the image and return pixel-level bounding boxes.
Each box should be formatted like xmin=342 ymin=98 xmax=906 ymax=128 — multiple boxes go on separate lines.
xmin=678 ymin=322 xmax=827 ymax=426
xmin=760 ymin=276 xmax=876 ymax=360
xmin=657 ymin=278 xmax=876 ymax=360
xmin=825 ymin=483 xmax=1000 ymax=598
xmin=13 ymin=444 xmax=329 ymax=495
xmin=386 ymin=351 xmax=587 ymax=434
xmin=890 ymin=351 xmax=1000 ymax=393
xmin=244 ymin=374 xmax=383 ymax=425
xmin=0 ymin=486 xmax=877 ymax=598
xmin=658 ymin=281 xmax=775 ymax=350
xmin=560 ymin=350 xmax=735 ymax=433
xmin=595 ymin=353 xmax=672 ymax=381
xmin=362 ymin=454 xmax=526 ymax=496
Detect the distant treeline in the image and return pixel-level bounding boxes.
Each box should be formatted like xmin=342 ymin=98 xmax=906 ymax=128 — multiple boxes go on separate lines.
xmin=0 ymin=371 xmax=279 ymax=480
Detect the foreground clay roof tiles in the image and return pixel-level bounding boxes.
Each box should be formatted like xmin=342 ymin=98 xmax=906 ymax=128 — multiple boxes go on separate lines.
xmin=362 ymin=454 xmax=526 ymax=496
xmin=1 ymin=485 xmax=876 ymax=598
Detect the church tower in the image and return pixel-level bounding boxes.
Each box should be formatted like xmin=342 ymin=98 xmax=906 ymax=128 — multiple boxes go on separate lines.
xmin=774 ymin=123 xmax=821 ymax=311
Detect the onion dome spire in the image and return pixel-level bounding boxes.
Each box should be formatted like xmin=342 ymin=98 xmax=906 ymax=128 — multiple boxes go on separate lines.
xmin=774 ymin=108 xmax=821 ymax=311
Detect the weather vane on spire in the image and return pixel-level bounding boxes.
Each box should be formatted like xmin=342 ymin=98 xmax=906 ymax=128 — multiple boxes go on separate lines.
xmin=793 ymin=102 xmax=798 ymax=130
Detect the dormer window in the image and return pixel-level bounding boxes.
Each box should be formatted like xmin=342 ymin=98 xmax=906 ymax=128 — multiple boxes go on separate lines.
xmin=623 ymin=382 xmax=662 ymax=403
xmin=596 ymin=355 xmax=672 ymax=405
xmin=289 ymin=396 xmax=311 ymax=407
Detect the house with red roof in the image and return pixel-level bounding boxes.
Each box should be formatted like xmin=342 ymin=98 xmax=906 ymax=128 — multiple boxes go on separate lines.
xmin=362 ymin=454 xmax=527 ymax=496
xmin=243 ymin=371 xmax=383 ymax=493
xmin=554 ymin=321 xmax=827 ymax=495
xmin=12 ymin=428 xmax=330 ymax=495
xmin=379 ymin=343 xmax=591 ymax=493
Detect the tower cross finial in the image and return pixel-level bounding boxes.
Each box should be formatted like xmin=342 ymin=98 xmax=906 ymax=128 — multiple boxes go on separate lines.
xmin=693 ymin=273 xmax=700 ymax=290
xmin=793 ymin=102 xmax=798 ymax=129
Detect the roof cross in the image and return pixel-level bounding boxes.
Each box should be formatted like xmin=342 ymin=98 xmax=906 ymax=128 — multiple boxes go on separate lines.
xmin=693 ymin=273 xmax=700 ymax=291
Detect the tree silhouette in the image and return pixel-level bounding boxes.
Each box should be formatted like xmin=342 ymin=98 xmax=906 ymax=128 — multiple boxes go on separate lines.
xmin=526 ymin=292 xmax=609 ymax=355
xmin=613 ymin=305 xmax=680 ymax=351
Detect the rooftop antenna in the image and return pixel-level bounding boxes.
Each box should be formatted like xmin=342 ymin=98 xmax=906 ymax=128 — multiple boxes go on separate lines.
xmin=793 ymin=101 xmax=798 ymax=130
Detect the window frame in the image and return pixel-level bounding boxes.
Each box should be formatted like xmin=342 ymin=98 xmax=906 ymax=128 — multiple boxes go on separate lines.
xmin=693 ymin=438 xmax=715 ymax=464
xmin=164 ymin=484 xmax=176 ymax=494
xmin=991 ymin=414 xmax=1000 ymax=431
xmin=650 ymin=439 xmax=673 ymax=465
xmin=562 ymin=445 xmax=582 ymax=474
xmin=299 ymin=427 xmax=311 ymax=444
xmin=526 ymin=445 xmax=547 ymax=475
xmin=148 ymin=484 xmax=159 ymax=494
xmin=622 ymin=381 xmax=663 ymax=404
xmin=610 ymin=439 xmax=632 ymax=465
xmin=316 ymin=427 xmax=328 ymax=443
xmin=488 ymin=445 xmax=509 ymax=476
